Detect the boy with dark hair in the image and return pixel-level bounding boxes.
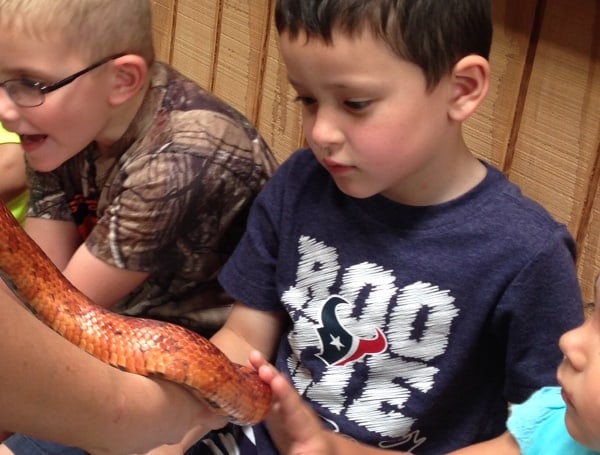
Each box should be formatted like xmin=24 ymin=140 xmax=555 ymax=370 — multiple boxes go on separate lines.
xmin=0 ymin=0 xmax=275 ymax=453
xmin=189 ymin=0 xmax=584 ymax=453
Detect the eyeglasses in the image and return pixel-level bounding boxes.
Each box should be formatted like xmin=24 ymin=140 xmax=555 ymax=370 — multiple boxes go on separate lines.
xmin=0 ymin=53 xmax=126 ymax=108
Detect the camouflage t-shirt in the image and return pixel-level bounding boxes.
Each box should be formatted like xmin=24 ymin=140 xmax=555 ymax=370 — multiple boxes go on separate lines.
xmin=27 ymin=62 xmax=278 ymax=337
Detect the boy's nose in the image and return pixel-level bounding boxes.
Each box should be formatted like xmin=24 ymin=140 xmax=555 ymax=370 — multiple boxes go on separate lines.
xmin=309 ymin=108 xmax=344 ymax=149
xmin=558 ymin=325 xmax=586 ymax=371
xmin=0 ymin=88 xmax=20 ymax=123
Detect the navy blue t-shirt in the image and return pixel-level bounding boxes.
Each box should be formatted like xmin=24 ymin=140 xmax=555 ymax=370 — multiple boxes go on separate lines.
xmin=197 ymin=148 xmax=583 ymax=454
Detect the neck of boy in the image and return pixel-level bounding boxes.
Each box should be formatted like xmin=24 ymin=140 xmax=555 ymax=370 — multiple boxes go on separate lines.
xmin=384 ymin=141 xmax=486 ymax=206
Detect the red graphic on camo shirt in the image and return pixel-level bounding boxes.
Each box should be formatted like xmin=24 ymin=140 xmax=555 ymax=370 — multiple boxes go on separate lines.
xmin=68 ymin=194 xmax=98 ymax=240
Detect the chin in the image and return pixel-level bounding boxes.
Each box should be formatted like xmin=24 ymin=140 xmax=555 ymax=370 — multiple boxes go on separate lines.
xmin=564 ymin=414 xmax=593 ymax=449
xmin=334 ymin=181 xmax=379 ymax=200
xmin=27 ymin=157 xmax=66 ymax=173
xmin=339 ymin=189 xmax=378 ymax=200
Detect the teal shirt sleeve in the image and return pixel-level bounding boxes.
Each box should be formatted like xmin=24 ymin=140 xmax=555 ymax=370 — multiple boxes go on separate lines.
xmin=508 ymin=386 xmax=598 ymax=455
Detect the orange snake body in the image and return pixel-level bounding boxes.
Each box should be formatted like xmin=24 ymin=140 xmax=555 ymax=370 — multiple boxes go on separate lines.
xmin=0 ymin=201 xmax=270 ymax=425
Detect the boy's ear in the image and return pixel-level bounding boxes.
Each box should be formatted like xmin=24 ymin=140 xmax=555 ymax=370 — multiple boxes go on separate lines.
xmin=447 ymin=55 xmax=490 ymax=122
xmin=108 ymin=54 xmax=148 ymax=106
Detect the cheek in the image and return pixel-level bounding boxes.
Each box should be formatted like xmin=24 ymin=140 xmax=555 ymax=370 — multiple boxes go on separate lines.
xmin=570 ymin=377 xmax=600 ymax=448
xmin=34 ymin=107 xmax=100 ymax=159
xmin=49 ymin=101 xmax=103 ymax=136
xmin=366 ymin=102 xmax=438 ymax=155
xmin=28 ymin=97 xmax=81 ymax=129
xmin=354 ymin=120 xmax=429 ymax=172
xmin=352 ymin=118 xmax=403 ymax=154
xmin=572 ymin=411 xmax=600 ymax=450
xmin=302 ymin=117 xmax=317 ymax=147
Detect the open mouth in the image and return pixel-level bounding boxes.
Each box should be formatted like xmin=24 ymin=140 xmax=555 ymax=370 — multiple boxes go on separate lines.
xmin=20 ymin=134 xmax=47 ymax=144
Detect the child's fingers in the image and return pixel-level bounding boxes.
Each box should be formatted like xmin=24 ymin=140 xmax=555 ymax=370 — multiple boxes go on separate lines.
xmin=249 ymin=350 xmax=269 ymax=371
xmin=269 ymin=373 xmax=315 ymax=426
xmin=269 ymin=373 xmax=298 ymax=405
xmin=249 ymin=350 xmax=321 ymax=434
xmin=264 ymin=373 xmax=327 ymax=453
xmin=249 ymin=350 xmax=280 ymax=385
xmin=247 ymin=351 xmax=299 ymax=414
xmin=248 ymin=354 xmax=331 ymax=454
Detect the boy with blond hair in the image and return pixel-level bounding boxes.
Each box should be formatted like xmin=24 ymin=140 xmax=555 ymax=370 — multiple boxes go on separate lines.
xmin=0 ymin=0 xmax=276 ymax=453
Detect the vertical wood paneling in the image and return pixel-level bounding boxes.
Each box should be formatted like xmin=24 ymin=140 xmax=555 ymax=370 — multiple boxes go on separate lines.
xmin=151 ymin=0 xmax=176 ymax=62
xmin=151 ymin=0 xmax=600 ymax=303
xmin=169 ymin=0 xmax=220 ymax=89
xmin=464 ymin=0 xmax=538 ymax=169
xmin=508 ymin=0 xmax=600 ymax=301
xmin=257 ymin=23 xmax=305 ymax=163
xmin=210 ymin=0 xmax=271 ymax=123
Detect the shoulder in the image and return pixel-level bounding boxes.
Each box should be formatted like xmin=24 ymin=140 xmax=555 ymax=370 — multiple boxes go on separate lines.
xmin=153 ymin=62 xmax=266 ymax=141
xmin=128 ymin=64 xmax=277 ymax=187
xmin=511 ymin=387 xmax=564 ymax=414
xmin=236 ymin=149 xmax=328 ymax=236
xmin=507 ymin=388 xmax=564 ymax=441
xmin=256 ymin=149 xmax=327 ymax=202
xmin=482 ymin=164 xmax=560 ymax=226
xmin=477 ymin=163 xmax=573 ymax=249
xmin=275 ymin=148 xmax=322 ymax=177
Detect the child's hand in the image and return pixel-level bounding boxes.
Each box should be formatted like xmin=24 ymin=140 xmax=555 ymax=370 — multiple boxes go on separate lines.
xmin=250 ymin=351 xmax=335 ymax=455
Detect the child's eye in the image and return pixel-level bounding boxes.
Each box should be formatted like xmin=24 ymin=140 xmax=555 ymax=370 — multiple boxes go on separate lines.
xmin=293 ymin=96 xmax=317 ymax=106
xmin=19 ymin=78 xmax=43 ymax=88
xmin=344 ymin=99 xmax=371 ymax=110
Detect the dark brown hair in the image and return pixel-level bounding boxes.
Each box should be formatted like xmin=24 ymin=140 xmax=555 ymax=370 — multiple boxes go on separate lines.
xmin=275 ymin=0 xmax=492 ymax=89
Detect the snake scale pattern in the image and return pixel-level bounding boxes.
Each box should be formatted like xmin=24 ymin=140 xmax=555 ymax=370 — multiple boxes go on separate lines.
xmin=0 ymin=201 xmax=271 ymax=425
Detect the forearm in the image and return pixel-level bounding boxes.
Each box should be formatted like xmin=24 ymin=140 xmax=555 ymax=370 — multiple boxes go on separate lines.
xmin=23 ymin=220 xmax=148 ymax=309
xmin=210 ymin=302 xmax=285 ymax=365
xmin=0 ymin=294 xmax=208 ymax=454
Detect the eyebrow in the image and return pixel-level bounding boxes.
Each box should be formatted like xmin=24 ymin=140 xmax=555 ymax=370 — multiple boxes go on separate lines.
xmin=0 ymin=67 xmax=50 ymax=81
xmin=287 ymin=75 xmax=376 ymax=91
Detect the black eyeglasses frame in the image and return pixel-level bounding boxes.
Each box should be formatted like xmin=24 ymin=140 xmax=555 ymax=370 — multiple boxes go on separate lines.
xmin=0 ymin=52 xmax=127 ymax=108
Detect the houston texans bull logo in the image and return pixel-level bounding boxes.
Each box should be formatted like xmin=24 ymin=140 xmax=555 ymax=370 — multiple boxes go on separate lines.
xmin=316 ymin=295 xmax=388 ymax=366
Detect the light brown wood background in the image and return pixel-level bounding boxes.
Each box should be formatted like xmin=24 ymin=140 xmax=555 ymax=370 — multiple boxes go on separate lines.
xmin=151 ymin=0 xmax=600 ymax=305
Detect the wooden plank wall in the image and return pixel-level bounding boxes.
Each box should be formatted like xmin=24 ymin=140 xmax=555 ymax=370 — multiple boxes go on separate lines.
xmin=151 ymin=0 xmax=600 ymax=304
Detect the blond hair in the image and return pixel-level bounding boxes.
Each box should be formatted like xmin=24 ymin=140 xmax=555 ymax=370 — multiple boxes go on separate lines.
xmin=0 ymin=0 xmax=155 ymax=63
